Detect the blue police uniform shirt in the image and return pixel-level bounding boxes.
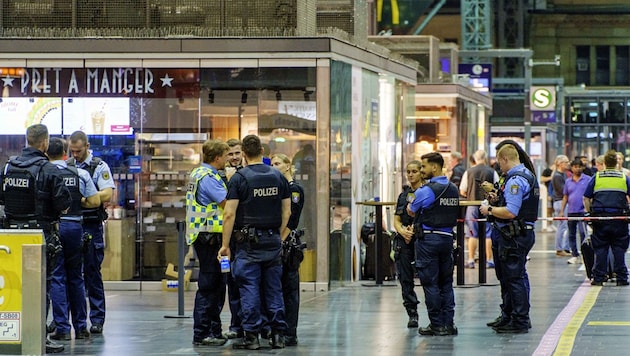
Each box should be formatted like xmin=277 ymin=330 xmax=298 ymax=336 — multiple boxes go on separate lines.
xmin=501 ymin=163 xmax=535 ymax=227
xmin=51 ymin=159 xmax=99 ymax=199
xmin=79 ymin=151 xmax=116 ymax=190
xmin=196 ymin=163 xmax=227 ymax=206
xmin=408 ymin=175 xmax=453 ymax=233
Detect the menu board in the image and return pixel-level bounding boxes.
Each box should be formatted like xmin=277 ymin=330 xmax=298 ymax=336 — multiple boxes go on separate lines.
xmin=0 ymin=97 xmax=62 ymax=135
xmin=62 ymin=97 xmax=131 ymax=135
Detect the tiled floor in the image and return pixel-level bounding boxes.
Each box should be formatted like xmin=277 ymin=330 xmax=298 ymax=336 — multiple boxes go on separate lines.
xmin=51 ymin=229 xmax=629 ymax=355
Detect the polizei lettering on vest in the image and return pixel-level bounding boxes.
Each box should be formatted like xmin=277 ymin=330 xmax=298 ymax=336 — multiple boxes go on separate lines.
xmin=440 ymin=198 xmax=459 ymax=206
xmin=3 ymin=177 xmax=29 ymax=188
xmin=253 ymin=187 xmax=278 ymax=197
xmin=64 ymin=177 xmax=78 ymax=187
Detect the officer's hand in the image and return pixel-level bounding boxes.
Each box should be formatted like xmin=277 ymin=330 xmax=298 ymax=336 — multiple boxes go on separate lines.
xmin=401 ymin=226 xmax=414 ymax=243
xmin=218 ymin=246 xmax=231 ymax=262
xmin=406 ymin=204 xmax=415 ymax=217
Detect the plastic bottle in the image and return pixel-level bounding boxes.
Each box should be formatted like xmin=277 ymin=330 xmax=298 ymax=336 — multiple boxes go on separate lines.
xmin=220 ymin=256 xmax=230 ymax=273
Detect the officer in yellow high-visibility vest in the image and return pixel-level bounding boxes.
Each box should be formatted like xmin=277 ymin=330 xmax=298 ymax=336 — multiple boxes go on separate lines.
xmin=583 ymin=149 xmax=630 ymax=286
xmin=186 ymin=139 xmax=230 ymax=346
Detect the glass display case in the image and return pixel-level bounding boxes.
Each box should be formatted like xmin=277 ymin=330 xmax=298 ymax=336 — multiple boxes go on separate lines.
xmin=136 ymin=133 xmax=206 ymax=280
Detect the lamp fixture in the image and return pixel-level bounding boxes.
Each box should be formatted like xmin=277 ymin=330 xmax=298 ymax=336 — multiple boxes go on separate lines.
xmin=241 ymin=90 xmax=248 ymax=104
xmin=208 ymin=89 xmax=215 ymax=104
xmin=275 ymin=90 xmax=282 ymax=101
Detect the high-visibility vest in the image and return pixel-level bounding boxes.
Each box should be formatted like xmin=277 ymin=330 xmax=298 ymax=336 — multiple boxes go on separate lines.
xmin=185 ymin=166 xmax=226 ymax=245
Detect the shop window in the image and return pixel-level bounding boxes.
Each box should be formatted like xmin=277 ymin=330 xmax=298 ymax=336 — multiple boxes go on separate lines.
xmin=575 ymin=45 xmax=590 ymax=86
xmin=600 ymin=100 xmax=625 ymax=124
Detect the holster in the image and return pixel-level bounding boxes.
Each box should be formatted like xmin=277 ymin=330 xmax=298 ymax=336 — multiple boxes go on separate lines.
xmin=282 ymin=234 xmax=306 ymax=271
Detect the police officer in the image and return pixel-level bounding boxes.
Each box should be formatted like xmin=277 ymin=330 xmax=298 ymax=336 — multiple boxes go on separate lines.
xmin=480 ymin=142 xmax=538 ymax=334
xmin=406 ymin=152 xmax=459 ymax=336
xmin=67 ymin=130 xmax=116 ymax=334
xmin=218 ymin=138 xmax=244 ymax=340
xmin=393 ymin=160 xmax=423 ymax=328
xmin=186 ymin=139 xmax=230 ymax=346
xmin=0 ymin=124 xmax=71 ymax=354
xmin=583 ymin=149 xmax=630 ymax=286
xmin=271 ymin=153 xmax=305 ymax=346
xmin=218 ymin=134 xmax=291 ymax=350
xmin=46 ymin=137 xmax=100 ymax=341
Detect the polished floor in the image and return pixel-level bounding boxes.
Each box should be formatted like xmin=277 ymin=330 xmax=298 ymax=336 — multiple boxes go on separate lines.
xmin=51 ymin=228 xmax=629 ymax=355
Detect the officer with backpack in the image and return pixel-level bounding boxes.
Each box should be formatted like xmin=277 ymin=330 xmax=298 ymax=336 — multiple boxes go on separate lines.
xmin=0 ymin=124 xmax=72 ymax=353
xmin=67 ymin=130 xmax=116 ymax=334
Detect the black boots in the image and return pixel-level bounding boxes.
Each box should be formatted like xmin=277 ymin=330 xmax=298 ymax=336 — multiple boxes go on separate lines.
xmin=232 ymin=331 xmax=260 ymax=350
xmin=407 ymin=310 xmax=419 ymax=328
xmin=269 ymin=331 xmax=285 ymax=349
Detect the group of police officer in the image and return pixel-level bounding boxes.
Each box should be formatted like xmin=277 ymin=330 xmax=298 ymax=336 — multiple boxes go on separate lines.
xmin=391 ymin=142 xmax=540 ymax=336
xmin=186 ymin=135 xmax=305 ymax=350
xmin=0 ymin=124 xmax=114 ymax=353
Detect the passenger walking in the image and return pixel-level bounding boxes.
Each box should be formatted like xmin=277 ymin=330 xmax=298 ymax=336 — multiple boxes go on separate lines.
xmin=407 ymin=152 xmax=459 ymax=336
xmin=47 ymin=138 xmax=100 ymax=341
xmin=219 ymin=134 xmax=291 ymax=350
xmin=0 ymin=124 xmax=71 ymax=353
xmin=392 ymin=160 xmax=423 ymax=328
xmin=560 ymin=158 xmax=590 ymax=264
xmin=186 ymin=139 xmax=230 ymax=346
xmin=583 ymin=149 xmax=630 ymax=286
xmin=68 ymin=131 xmax=116 ymax=334
xmin=271 ymin=153 xmax=305 ymax=346
xmin=552 ymin=155 xmax=571 ymax=256
xmin=480 ymin=142 xmax=538 ymax=334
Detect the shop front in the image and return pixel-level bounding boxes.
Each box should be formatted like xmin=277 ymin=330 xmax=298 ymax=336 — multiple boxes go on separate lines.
xmin=0 ymin=37 xmax=417 ymax=289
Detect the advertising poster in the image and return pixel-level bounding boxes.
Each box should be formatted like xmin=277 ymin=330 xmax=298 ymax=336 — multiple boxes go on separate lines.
xmin=0 ymin=98 xmax=62 ymax=135
xmin=63 ymin=97 xmax=131 ymax=135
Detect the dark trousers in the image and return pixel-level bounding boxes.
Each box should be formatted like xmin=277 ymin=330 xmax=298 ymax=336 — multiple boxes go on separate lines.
xmin=192 ymin=236 xmax=226 ymax=340
xmin=490 ymin=230 xmax=510 ymax=321
xmin=415 ymin=233 xmax=455 ymax=327
xmin=282 ymin=267 xmax=300 ymax=338
xmin=567 ymin=213 xmax=587 ymax=257
xmin=496 ymin=228 xmax=535 ymax=328
xmin=394 ymin=235 xmax=419 ymax=314
xmin=591 ymin=220 xmax=629 ymax=283
xmin=233 ymin=235 xmax=286 ymax=333
xmin=83 ymin=221 xmax=106 ymax=326
xmin=51 ymin=221 xmax=88 ymax=333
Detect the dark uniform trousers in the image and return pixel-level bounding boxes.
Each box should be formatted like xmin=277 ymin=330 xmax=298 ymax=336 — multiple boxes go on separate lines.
xmin=415 ymin=233 xmax=455 ymax=328
xmin=591 ymin=219 xmax=629 ymax=283
xmin=492 ymin=227 xmax=534 ymax=328
xmin=192 ymin=233 xmax=226 ymax=340
xmin=83 ymin=221 xmax=106 ymax=326
xmin=233 ymin=231 xmax=287 ymax=334
xmin=51 ymin=220 xmax=88 ymax=334
xmin=282 ymin=264 xmax=300 ymax=338
xmin=226 ymin=238 xmax=243 ymax=334
xmin=393 ymin=234 xmax=419 ymax=313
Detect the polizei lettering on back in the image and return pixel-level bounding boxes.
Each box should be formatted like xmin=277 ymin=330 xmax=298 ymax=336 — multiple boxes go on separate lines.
xmin=64 ymin=177 xmax=78 ymax=187
xmin=3 ymin=177 xmax=29 ymax=188
xmin=440 ymin=198 xmax=459 ymax=206
xmin=253 ymin=187 xmax=279 ymax=197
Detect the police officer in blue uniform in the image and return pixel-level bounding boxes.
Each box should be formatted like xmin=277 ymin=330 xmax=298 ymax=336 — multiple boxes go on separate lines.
xmin=271 ymin=153 xmax=305 ymax=346
xmin=480 ymin=143 xmax=538 ymax=334
xmin=68 ymin=130 xmax=116 ymax=334
xmin=583 ymin=149 xmax=630 ymax=286
xmin=47 ymin=137 xmax=100 ymax=341
xmin=393 ymin=160 xmax=423 ymax=328
xmin=407 ymin=152 xmax=459 ymax=336
xmin=0 ymin=124 xmax=71 ymax=354
xmin=186 ymin=139 xmax=230 ymax=346
xmin=219 ymin=135 xmax=291 ymax=350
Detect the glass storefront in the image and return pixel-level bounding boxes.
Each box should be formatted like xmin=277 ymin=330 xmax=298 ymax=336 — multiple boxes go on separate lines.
xmin=0 ymin=42 xmax=418 ymax=287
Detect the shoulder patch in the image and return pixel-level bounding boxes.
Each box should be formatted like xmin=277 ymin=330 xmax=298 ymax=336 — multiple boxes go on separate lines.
xmin=292 ymin=192 xmax=301 ymax=203
xmin=510 ymin=185 xmax=519 ymax=195
xmin=102 ymin=171 xmax=110 ymax=180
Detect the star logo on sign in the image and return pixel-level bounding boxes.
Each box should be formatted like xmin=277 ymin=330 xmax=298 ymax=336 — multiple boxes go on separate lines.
xmin=2 ymin=76 xmax=15 ymax=87
xmin=160 ymin=73 xmax=174 ymax=87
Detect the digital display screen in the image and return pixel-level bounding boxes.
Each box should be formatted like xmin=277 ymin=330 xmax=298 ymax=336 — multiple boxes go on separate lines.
xmin=63 ymin=97 xmax=131 ymax=135
xmin=0 ymin=97 xmax=62 ymax=135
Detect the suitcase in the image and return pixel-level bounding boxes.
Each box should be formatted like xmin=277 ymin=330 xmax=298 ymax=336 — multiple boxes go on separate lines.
xmin=581 ymin=238 xmax=614 ymax=280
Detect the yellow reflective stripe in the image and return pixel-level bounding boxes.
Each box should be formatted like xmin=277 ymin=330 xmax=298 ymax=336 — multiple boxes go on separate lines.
xmin=391 ymin=0 xmax=399 ymax=25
